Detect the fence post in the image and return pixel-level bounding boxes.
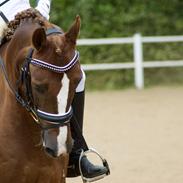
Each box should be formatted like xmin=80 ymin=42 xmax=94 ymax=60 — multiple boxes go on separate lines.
xmin=133 ymin=33 xmax=144 ymax=89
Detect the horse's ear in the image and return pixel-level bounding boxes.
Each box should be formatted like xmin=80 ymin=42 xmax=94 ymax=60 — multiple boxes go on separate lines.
xmin=32 ymin=28 xmax=46 ymax=51
xmin=65 ymin=15 xmax=81 ymax=45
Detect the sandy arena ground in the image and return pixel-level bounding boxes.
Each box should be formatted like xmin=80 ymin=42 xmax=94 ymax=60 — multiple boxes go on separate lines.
xmin=67 ymin=86 xmax=183 ymax=183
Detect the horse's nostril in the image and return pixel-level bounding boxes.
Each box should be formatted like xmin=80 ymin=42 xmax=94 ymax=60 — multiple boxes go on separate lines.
xmin=45 ymin=147 xmax=57 ymax=158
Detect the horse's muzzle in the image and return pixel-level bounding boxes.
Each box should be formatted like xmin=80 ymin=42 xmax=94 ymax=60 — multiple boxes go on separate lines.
xmin=42 ymin=125 xmax=73 ymax=158
xmin=42 ymin=130 xmax=59 ymax=158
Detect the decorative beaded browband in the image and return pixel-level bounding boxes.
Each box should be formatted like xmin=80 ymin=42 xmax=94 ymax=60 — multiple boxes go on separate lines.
xmin=29 ymin=50 xmax=79 ymax=73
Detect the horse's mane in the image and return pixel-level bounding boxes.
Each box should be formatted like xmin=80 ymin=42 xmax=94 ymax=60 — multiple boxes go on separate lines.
xmin=3 ymin=8 xmax=49 ymax=42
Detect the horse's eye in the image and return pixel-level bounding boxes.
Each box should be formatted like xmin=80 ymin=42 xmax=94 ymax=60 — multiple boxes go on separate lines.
xmin=33 ymin=83 xmax=48 ymax=94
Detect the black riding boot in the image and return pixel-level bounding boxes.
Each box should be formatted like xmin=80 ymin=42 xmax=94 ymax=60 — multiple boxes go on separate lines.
xmin=67 ymin=91 xmax=108 ymax=179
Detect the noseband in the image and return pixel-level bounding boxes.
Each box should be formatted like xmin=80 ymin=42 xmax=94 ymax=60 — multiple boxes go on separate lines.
xmin=0 ymin=27 xmax=79 ymax=129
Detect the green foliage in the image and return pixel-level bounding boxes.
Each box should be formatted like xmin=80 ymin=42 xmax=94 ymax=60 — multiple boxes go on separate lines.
xmin=30 ymin=0 xmax=183 ymax=90
xmin=50 ymin=0 xmax=183 ymax=37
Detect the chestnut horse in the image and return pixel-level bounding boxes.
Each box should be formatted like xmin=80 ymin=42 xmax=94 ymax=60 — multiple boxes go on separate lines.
xmin=0 ymin=9 xmax=82 ymax=183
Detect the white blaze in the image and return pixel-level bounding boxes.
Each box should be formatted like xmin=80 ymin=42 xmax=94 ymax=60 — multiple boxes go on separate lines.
xmin=57 ymin=126 xmax=68 ymax=156
xmin=57 ymin=73 xmax=70 ymax=114
xmin=57 ymin=73 xmax=70 ymax=155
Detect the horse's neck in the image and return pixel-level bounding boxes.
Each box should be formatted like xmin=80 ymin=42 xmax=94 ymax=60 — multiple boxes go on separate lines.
xmin=0 ymin=89 xmax=41 ymax=147
xmin=7 ymin=24 xmax=36 ymax=54
xmin=0 ymin=23 xmax=37 ymax=103
xmin=0 ymin=22 xmax=51 ymax=155
xmin=0 ymin=42 xmax=21 ymax=107
xmin=0 ymin=43 xmax=9 ymax=106
xmin=0 ymin=23 xmax=42 ymax=137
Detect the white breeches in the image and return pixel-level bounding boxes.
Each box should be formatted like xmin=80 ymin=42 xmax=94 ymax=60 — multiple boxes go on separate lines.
xmin=0 ymin=0 xmax=51 ymax=21
xmin=0 ymin=0 xmax=51 ymax=37
xmin=0 ymin=16 xmax=7 ymax=37
xmin=0 ymin=0 xmax=31 ymax=21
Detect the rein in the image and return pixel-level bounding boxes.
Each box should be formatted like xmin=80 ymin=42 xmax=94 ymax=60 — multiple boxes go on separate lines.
xmin=0 ymin=27 xmax=79 ymax=129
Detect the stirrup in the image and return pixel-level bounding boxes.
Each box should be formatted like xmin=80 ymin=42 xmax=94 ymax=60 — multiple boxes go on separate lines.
xmin=79 ymin=148 xmax=110 ymax=183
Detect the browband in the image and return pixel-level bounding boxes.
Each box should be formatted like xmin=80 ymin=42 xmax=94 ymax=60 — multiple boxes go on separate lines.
xmin=30 ymin=50 xmax=79 ymax=73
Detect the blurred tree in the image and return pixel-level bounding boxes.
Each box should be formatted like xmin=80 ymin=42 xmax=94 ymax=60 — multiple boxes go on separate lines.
xmin=47 ymin=0 xmax=183 ymax=37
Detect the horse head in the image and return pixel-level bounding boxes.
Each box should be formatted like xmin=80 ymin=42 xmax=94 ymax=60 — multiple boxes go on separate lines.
xmin=2 ymin=9 xmax=82 ymax=158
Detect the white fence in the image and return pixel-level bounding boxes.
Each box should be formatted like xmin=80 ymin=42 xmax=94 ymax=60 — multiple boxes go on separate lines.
xmin=77 ymin=34 xmax=183 ymax=89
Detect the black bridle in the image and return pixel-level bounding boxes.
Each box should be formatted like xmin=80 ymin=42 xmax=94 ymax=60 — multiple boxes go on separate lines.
xmin=0 ymin=28 xmax=79 ymax=129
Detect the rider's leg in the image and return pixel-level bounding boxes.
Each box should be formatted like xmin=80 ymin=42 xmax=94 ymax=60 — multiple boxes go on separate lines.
xmin=67 ymin=70 xmax=108 ymax=178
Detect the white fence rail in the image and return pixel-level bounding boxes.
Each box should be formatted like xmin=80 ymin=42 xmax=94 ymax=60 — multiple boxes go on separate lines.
xmin=77 ymin=34 xmax=183 ymax=89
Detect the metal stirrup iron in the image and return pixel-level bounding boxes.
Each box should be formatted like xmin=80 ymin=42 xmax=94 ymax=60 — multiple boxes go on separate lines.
xmin=79 ymin=148 xmax=110 ymax=183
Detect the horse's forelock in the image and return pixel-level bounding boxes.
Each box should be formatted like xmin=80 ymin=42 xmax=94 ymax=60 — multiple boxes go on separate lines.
xmin=4 ymin=8 xmax=47 ymax=41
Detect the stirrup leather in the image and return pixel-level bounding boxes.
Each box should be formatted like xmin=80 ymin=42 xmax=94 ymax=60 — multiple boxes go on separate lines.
xmin=79 ymin=148 xmax=110 ymax=183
